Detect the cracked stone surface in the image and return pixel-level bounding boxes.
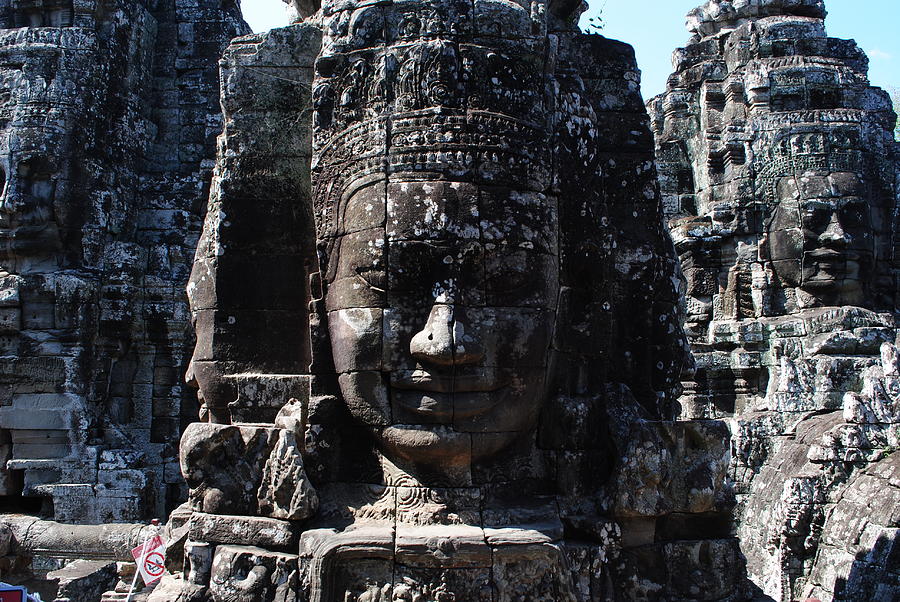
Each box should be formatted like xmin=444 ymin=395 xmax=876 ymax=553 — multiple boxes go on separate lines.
xmin=1 ymin=0 xmax=896 ymax=600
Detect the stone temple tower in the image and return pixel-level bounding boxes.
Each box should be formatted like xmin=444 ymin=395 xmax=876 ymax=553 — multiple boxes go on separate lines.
xmin=0 ymin=0 xmax=247 ymax=524
xmin=649 ymin=1 xmax=900 ymax=599
xmin=156 ymin=0 xmax=749 ymax=599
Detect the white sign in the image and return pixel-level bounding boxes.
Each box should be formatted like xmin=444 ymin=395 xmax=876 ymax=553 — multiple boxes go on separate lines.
xmin=131 ymin=535 xmax=167 ymax=585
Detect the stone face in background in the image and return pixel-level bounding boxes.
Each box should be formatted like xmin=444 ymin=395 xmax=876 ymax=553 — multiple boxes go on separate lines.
xmin=649 ymin=1 xmax=900 ymax=599
xmin=209 ymin=544 xmax=299 ymax=602
xmin=0 ymin=1 xmax=248 ymax=525
xmin=165 ymin=0 xmax=747 ymax=599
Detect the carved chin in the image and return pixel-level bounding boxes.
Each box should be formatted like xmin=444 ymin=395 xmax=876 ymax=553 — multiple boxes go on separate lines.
xmin=379 ymin=425 xmax=473 ymax=468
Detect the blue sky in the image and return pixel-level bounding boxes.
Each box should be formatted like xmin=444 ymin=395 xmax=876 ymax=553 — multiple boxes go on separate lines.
xmin=240 ymin=0 xmax=898 ymax=100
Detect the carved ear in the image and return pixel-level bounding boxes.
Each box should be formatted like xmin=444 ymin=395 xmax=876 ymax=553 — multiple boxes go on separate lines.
xmin=549 ymin=0 xmax=584 ymax=22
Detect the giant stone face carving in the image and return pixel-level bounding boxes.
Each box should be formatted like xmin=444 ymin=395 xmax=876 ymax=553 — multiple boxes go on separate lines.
xmin=169 ymin=2 xmax=746 ymax=600
xmin=0 ymin=106 xmax=69 ymax=267
xmin=312 ymin=0 xmax=562 ymax=472
xmin=650 ymin=1 xmax=900 ymax=599
xmin=651 ymin=2 xmax=898 ymax=383
xmin=758 ymin=129 xmax=881 ymax=308
xmin=324 ymin=180 xmax=558 ymax=468
xmin=765 ymin=176 xmax=873 ymax=305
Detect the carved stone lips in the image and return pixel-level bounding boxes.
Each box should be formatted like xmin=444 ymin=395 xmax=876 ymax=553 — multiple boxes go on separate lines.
xmin=0 ymin=223 xmax=47 ymax=237
xmin=11 ymin=223 xmax=50 ymax=235
xmin=391 ymin=368 xmax=508 ymax=393
xmin=391 ymin=369 xmax=508 ymax=419
xmin=807 ymin=249 xmax=852 ymax=260
xmin=806 ymin=249 xmax=859 ymax=269
xmin=0 ymin=212 xmax=50 ymax=231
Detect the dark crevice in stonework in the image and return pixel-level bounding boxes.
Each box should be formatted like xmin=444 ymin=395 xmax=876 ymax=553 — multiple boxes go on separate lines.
xmin=0 ymin=495 xmax=48 ymax=516
xmin=0 ymin=469 xmax=50 ymax=515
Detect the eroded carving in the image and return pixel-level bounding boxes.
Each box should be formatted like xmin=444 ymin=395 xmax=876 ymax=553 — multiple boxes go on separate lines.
xmin=0 ymin=0 xmax=248 ymax=526
xmin=650 ymin=1 xmax=900 ymax=599
xmin=165 ymin=0 xmax=747 ymax=599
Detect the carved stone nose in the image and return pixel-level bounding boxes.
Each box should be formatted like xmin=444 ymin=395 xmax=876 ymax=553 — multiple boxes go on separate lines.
xmin=410 ymin=304 xmax=484 ymax=366
xmin=820 ymin=212 xmax=849 ymax=244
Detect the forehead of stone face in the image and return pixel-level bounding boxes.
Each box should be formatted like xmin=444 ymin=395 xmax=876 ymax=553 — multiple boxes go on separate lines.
xmin=774 ymin=173 xmax=869 ymax=204
xmin=337 ymin=180 xmax=557 ymax=250
xmin=385 ymin=180 xmax=481 ymax=242
xmin=6 ymin=123 xmax=66 ymax=177
xmin=826 ymin=172 xmax=865 ymax=198
xmin=326 ymin=181 xmax=559 ymax=311
xmin=794 ymin=174 xmax=833 ymax=200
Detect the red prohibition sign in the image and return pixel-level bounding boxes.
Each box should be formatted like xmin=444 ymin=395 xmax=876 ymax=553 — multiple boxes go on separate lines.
xmin=144 ymin=551 xmax=165 ymax=577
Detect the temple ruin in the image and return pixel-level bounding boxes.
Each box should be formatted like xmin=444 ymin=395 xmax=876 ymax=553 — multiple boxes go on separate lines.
xmin=0 ymin=0 xmax=895 ymax=600
xmin=650 ymin=0 xmax=900 ymax=599
xmin=0 ymin=0 xmax=247 ymax=596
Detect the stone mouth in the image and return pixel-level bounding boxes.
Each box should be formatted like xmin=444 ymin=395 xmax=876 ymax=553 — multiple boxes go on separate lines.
xmin=0 ymin=217 xmax=52 ymax=234
xmin=391 ymin=369 xmax=508 ymax=394
xmin=804 ymin=249 xmax=864 ymax=276
xmin=392 ymin=390 xmax=503 ymax=420
xmin=806 ymin=249 xmax=853 ymax=259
